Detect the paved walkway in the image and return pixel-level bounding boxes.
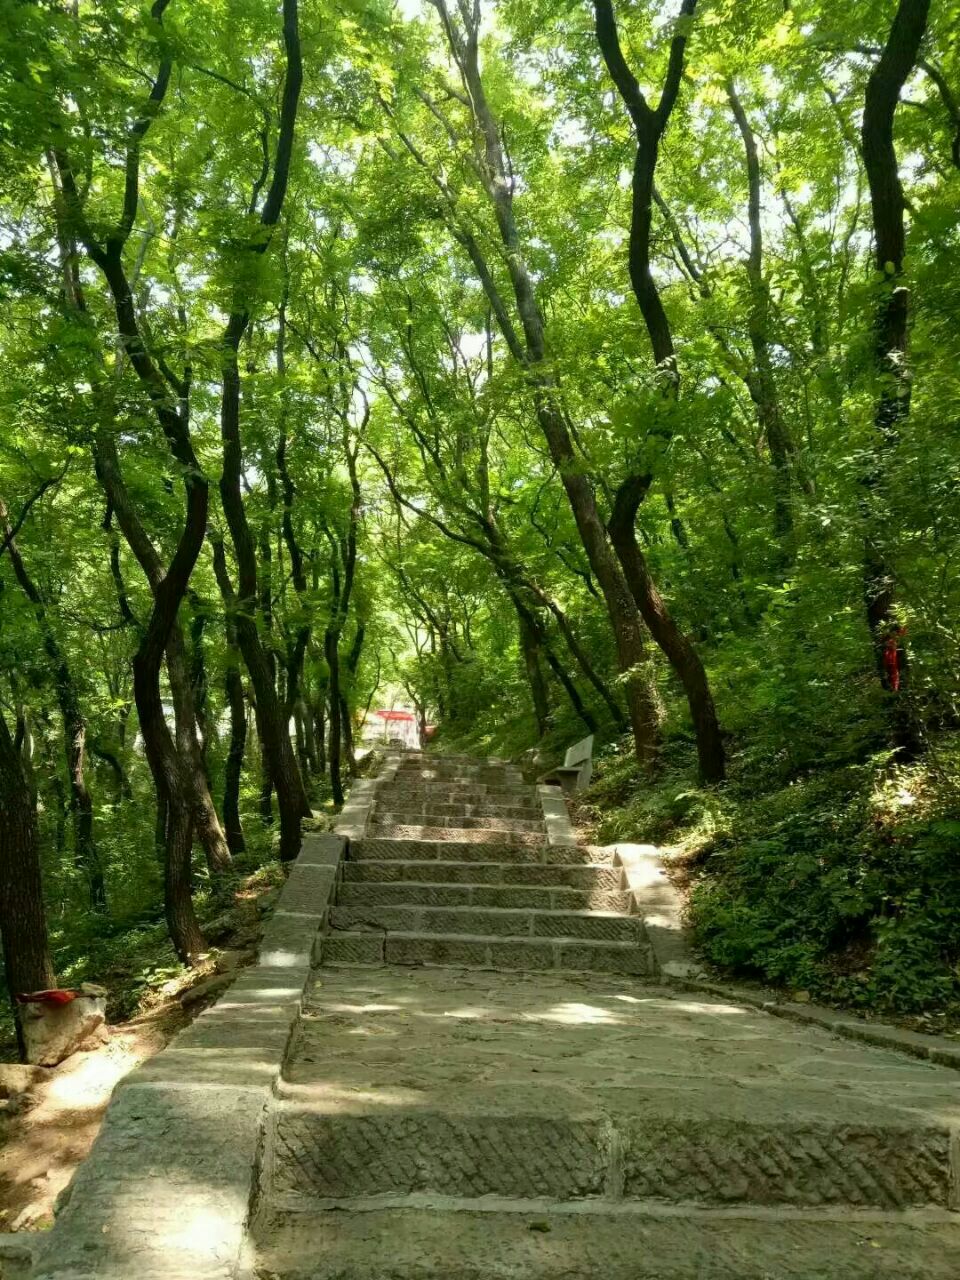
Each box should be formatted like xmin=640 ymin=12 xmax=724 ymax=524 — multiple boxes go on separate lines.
xmin=251 ymin=753 xmax=960 ymax=1278
xmin=17 ymin=752 xmax=960 ymax=1280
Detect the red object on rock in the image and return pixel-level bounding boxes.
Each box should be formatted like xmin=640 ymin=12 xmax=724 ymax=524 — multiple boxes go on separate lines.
xmin=15 ymin=989 xmax=79 ymax=1007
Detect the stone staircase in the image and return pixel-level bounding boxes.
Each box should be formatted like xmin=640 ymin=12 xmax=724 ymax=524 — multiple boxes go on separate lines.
xmin=318 ymin=751 xmax=654 ymax=976
xmin=250 ymin=752 xmax=960 ymax=1279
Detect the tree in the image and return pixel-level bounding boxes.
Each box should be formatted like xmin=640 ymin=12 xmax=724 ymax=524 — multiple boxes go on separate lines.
xmin=859 ymin=0 xmax=931 ymax=753
xmin=0 ymin=714 xmax=55 ymax=1060
xmin=593 ymin=0 xmax=724 ymax=782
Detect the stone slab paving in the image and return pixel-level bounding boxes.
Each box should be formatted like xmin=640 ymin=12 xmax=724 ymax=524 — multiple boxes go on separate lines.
xmin=253 ymin=1204 xmax=960 ymax=1279
xmin=252 ymin=963 xmax=960 ymax=1277
xmin=266 ymin=967 xmax=960 ymax=1211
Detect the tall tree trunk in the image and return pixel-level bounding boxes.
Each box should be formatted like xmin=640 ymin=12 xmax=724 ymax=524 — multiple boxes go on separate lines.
xmin=0 ymin=716 xmax=56 ymax=1060
xmin=165 ymin=625 xmax=232 ymax=872
xmin=49 ymin=6 xmax=208 ymax=961
xmin=0 ymin=505 xmax=107 ymax=909
xmin=431 ymin=0 xmax=660 ymax=768
xmin=313 ymin=695 xmax=327 ymax=776
xmin=211 ymin=537 xmax=306 ymax=860
xmin=727 ymin=79 xmax=804 ymax=551
xmin=294 ymin=702 xmax=310 ymax=781
xmin=325 ymin=626 xmax=344 ymax=807
xmin=609 ymin=483 xmax=725 ymax=782
xmin=339 ymin=692 xmax=357 ymax=777
xmin=215 ymin=0 xmax=306 ymax=860
xmin=593 ymin=0 xmax=724 ymax=782
xmin=860 ymin=0 xmax=930 ymax=753
xmin=301 ymin=697 xmax=318 ymax=775
xmin=93 ymin=431 xmax=232 ymax=873
xmin=223 ymin=623 xmax=247 ymax=856
xmin=188 ymin=604 xmax=211 ymax=766
xmin=511 ymin=588 xmax=596 ymax=735
xmin=518 ymin=610 xmax=550 ymax=736
xmin=525 ymin=583 xmax=627 ymax=732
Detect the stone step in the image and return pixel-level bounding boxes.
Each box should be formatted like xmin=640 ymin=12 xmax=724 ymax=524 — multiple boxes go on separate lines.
xmin=318 ymin=931 xmax=653 ymax=974
xmin=337 ymin=880 xmax=634 ymax=913
xmin=365 ymin=824 xmax=551 ymax=846
xmin=378 ymin=786 xmax=537 ymax=804
xmin=342 ymin=859 xmax=624 ymax=889
xmin=351 ymin=840 xmax=606 ymax=865
xmin=329 ymin=903 xmax=642 ymax=943
xmin=372 ymin=811 xmax=546 ymax=834
xmin=372 ymin=799 xmax=541 ymax=820
xmin=254 ymin=1204 xmax=960 ymax=1279
xmin=399 ymin=747 xmax=512 ymax=757
xmin=266 ymin=969 xmax=960 ymax=1216
xmin=394 ymin=769 xmax=521 ymax=785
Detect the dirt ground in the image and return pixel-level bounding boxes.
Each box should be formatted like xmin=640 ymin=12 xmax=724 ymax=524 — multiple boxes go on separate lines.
xmin=0 ymin=1001 xmax=190 ymax=1233
xmin=0 ymin=869 xmax=281 ymax=1236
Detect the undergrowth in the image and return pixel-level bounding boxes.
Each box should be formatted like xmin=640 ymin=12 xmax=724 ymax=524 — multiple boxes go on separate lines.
xmin=576 ymin=730 xmax=960 ymax=1024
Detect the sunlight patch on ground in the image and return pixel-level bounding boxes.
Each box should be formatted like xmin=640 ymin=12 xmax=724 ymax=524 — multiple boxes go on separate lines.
xmin=540 ymin=1002 xmax=624 ymax=1025
xmin=159 ymin=1201 xmax=241 ymax=1257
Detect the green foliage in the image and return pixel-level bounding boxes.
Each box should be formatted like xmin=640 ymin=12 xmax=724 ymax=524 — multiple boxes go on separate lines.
xmin=581 ymin=736 xmax=960 ymax=1018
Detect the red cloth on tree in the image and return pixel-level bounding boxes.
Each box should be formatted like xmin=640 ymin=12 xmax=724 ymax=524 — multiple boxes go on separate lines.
xmin=883 ymin=630 xmax=905 ymax=692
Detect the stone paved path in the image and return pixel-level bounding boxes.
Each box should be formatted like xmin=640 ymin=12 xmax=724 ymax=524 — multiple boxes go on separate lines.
xmin=251 ymin=753 xmax=960 ymax=1278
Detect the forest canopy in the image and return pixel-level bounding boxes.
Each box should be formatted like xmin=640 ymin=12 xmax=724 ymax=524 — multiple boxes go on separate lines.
xmin=1 ymin=0 xmax=959 ymax=1050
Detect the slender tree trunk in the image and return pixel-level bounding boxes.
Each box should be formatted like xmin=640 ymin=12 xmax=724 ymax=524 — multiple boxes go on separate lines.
xmin=518 ymin=610 xmax=550 ymax=736
xmin=215 ymin=0 xmax=306 ymax=860
xmin=314 ymin=696 xmax=327 ymax=776
xmin=92 ymin=430 xmax=232 ymax=872
xmin=339 ymin=692 xmax=357 ymax=777
xmin=431 ymin=1 xmax=659 ymax=767
xmin=510 ymin=586 xmax=596 ymax=735
xmin=325 ymin=626 xmax=344 ymax=807
xmin=52 ymin=775 xmax=67 ymax=857
xmin=165 ymin=626 xmax=232 ymax=872
xmin=727 ymin=79 xmax=803 ymax=550
xmin=294 ymin=704 xmax=307 ymax=781
xmin=609 ymin=484 xmax=725 ymax=782
xmin=154 ymin=789 xmax=168 ymax=864
xmin=526 ymin=584 xmax=627 ymax=731
xmin=188 ymin=605 xmax=212 ymax=767
xmin=592 ymin=0 xmax=724 ymax=780
xmin=223 ymin=627 xmax=247 ymax=855
xmin=540 ymin=636 xmax=597 ymax=734
xmin=49 ymin=27 xmax=208 ymax=962
xmin=300 ymin=696 xmax=318 ymax=775
xmin=212 ymin=536 xmax=307 ymax=859
xmin=0 ymin=716 xmax=56 ymax=1060
xmin=1 ymin=506 xmax=107 ymax=909
xmin=859 ymin=0 xmax=930 ymax=753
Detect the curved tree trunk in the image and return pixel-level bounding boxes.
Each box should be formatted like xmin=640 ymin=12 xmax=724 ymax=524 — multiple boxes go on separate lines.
xmin=609 ymin=483 xmax=724 ymax=782
xmin=215 ymin=0 xmax=307 ymax=860
xmin=593 ymin=0 xmax=724 ymax=781
xmin=48 ymin=10 xmax=208 ymax=962
xmin=429 ymin=0 xmax=660 ymax=769
xmin=727 ymin=79 xmax=805 ymax=553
